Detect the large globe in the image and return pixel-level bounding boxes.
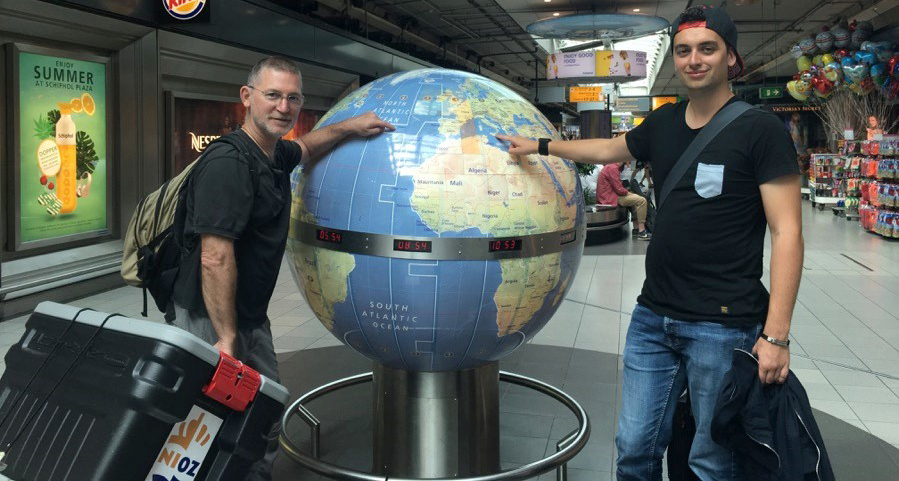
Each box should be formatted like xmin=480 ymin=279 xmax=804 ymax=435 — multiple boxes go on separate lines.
xmin=287 ymin=69 xmax=585 ymax=371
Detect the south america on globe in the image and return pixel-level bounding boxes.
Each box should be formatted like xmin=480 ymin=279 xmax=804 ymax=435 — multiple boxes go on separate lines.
xmin=287 ymin=69 xmax=585 ymax=371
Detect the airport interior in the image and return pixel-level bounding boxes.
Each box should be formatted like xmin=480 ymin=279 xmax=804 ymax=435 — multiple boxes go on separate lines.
xmin=2 ymin=0 xmax=899 ymax=480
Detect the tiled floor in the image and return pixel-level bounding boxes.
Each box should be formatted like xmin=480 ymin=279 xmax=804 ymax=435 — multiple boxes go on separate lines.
xmin=1 ymin=200 xmax=899 ymax=478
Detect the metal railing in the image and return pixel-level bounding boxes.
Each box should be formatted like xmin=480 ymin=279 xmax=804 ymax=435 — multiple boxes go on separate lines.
xmin=279 ymin=371 xmax=591 ymax=481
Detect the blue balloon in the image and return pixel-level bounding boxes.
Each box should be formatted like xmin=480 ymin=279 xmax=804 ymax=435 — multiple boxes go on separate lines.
xmin=854 ymin=50 xmax=876 ymax=65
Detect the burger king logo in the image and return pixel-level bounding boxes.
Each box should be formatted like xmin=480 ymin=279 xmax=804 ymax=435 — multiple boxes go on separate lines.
xmin=163 ymin=0 xmax=207 ymax=20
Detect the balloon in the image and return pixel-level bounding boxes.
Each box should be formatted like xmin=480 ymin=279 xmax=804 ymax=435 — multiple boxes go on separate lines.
xmin=843 ymin=62 xmax=869 ymax=84
xmin=787 ymin=80 xmax=810 ymax=101
xmin=871 ymin=62 xmax=888 ymax=85
xmin=851 ymin=29 xmax=870 ymax=49
xmin=790 ymin=44 xmax=803 ymax=59
xmin=833 ymin=49 xmax=850 ymax=61
xmin=824 ymin=62 xmax=844 ymax=83
xmin=861 ymin=41 xmax=875 ymax=53
xmin=832 ymin=27 xmax=850 ymax=48
xmin=890 ymin=55 xmax=899 ymax=77
xmin=800 ymin=70 xmax=813 ymax=82
xmin=799 ymin=37 xmax=819 ymax=55
xmin=796 ymin=55 xmax=813 ymax=72
xmin=875 ymin=42 xmax=894 ymax=63
xmin=855 ymin=50 xmax=876 ymax=65
xmin=815 ymin=31 xmax=835 ymax=52
xmin=821 ymin=54 xmax=835 ymax=65
xmin=813 ymin=54 xmax=824 ymax=67
xmin=856 ymin=20 xmax=874 ymax=33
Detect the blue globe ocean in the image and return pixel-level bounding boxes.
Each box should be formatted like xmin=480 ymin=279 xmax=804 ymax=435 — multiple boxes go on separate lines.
xmin=287 ymin=69 xmax=585 ymax=371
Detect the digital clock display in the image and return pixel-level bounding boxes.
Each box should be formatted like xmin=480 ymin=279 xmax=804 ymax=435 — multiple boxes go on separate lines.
xmin=317 ymin=229 xmax=343 ymax=244
xmin=559 ymin=230 xmax=577 ymax=245
xmin=393 ymin=239 xmax=432 ymax=252
xmin=489 ymin=239 xmax=522 ymax=252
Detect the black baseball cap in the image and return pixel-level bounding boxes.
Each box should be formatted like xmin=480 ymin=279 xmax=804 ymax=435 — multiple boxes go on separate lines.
xmin=669 ymin=5 xmax=745 ymax=80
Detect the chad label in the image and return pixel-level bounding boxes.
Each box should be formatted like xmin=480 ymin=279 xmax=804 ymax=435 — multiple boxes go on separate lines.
xmin=146 ymin=405 xmax=223 ymax=480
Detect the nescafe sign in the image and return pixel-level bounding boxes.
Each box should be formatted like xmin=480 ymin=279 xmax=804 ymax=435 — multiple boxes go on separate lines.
xmin=163 ymin=0 xmax=207 ymax=20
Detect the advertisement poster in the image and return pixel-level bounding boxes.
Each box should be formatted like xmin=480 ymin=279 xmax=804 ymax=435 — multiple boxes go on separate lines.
xmin=13 ymin=46 xmax=108 ymax=248
xmin=168 ymin=92 xmax=324 ymax=176
xmin=546 ymin=51 xmax=595 ymax=79
xmin=595 ymin=50 xmax=647 ymax=79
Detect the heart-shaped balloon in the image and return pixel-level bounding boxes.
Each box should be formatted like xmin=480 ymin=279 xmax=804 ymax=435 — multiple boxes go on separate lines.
xmin=790 ymin=44 xmax=803 ymax=59
xmin=787 ymin=80 xmax=810 ymax=101
xmin=843 ymin=63 xmax=869 ymax=84
xmin=821 ymin=53 xmax=835 ymax=65
xmin=824 ymin=62 xmax=844 ymax=83
xmin=833 ymin=49 xmax=850 ymax=61
xmin=813 ymin=54 xmax=824 ymax=67
xmin=855 ymin=51 xmax=876 ymax=65
xmin=796 ymin=55 xmax=813 ymax=72
xmin=832 ymin=27 xmax=851 ymax=48
xmin=815 ymin=31 xmax=835 ymax=52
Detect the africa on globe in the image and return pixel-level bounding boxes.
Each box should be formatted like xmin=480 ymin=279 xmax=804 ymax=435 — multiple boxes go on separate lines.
xmin=287 ymin=69 xmax=585 ymax=371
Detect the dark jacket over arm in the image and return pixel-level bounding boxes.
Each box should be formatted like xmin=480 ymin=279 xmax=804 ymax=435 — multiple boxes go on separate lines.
xmin=711 ymin=349 xmax=835 ymax=481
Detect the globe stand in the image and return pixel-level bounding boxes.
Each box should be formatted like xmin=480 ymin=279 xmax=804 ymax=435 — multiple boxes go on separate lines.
xmin=279 ymin=368 xmax=591 ymax=480
xmin=372 ymin=362 xmax=500 ymax=478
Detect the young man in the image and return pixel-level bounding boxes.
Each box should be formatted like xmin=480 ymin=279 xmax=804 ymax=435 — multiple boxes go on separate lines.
xmin=596 ymin=161 xmax=651 ymax=239
xmin=497 ymin=6 xmax=803 ymax=480
xmin=171 ymin=55 xmax=394 ymax=480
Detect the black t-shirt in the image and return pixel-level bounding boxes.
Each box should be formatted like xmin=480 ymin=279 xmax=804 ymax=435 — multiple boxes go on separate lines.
xmin=625 ymin=98 xmax=798 ymax=323
xmin=173 ymin=129 xmax=303 ymax=327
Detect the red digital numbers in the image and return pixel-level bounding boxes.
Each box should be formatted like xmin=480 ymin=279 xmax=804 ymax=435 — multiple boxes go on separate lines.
xmin=393 ymin=239 xmax=432 ymax=252
xmin=317 ymin=229 xmax=342 ymax=244
xmin=489 ymin=239 xmax=522 ymax=252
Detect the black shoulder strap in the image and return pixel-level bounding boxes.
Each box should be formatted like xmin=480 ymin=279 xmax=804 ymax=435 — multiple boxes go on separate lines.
xmin=210 ymin=131 xmax=261 ymax=192
xmin=656 ymin=100 xmax=753 ymax=212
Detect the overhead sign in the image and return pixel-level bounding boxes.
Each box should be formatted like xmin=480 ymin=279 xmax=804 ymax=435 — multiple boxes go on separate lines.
xmin=595 ymin=50 xmax=647 ymax=79
xmin=652 ymin=96 xmax=677 ymax=110
xmin=547 ymin=51 xmax=596 ymax=79
xmin=163 ymin=0 xmax=207 ymax=20
xmin=760 ymin=86 xmax=783 ymax=99
xmin=569 ymin=86 xmax=603 ymax=102
xmin=547 ymin=50 xmax=646 ymax=82
xmin=616 ymin=97 xmax=651 ymax=112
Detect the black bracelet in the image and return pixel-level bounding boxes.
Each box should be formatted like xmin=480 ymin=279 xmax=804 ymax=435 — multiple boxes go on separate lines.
xmin=538 ymin=138 xmax=551 ymax=156
xmin=759 ymin=332 xmax=790 ymax=347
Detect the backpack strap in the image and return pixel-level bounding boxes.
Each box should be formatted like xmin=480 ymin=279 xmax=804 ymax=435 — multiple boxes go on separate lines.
xmin=656 ymin=100 xmax=753 ymax=212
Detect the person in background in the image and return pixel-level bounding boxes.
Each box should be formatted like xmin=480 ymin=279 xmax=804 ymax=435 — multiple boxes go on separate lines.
xmin=596 ymin=161 xmax=651 ymax=240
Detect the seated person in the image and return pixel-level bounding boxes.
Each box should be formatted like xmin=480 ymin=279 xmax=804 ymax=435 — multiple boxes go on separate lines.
xmin=597 ymin=162 xmax=651 ymax=240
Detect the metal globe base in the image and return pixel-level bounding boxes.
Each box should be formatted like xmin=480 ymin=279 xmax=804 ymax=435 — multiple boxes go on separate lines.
xmin=279 ymin=362 xmax=591 ymax=480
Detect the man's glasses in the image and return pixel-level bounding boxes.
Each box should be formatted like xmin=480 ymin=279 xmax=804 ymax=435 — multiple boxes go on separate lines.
xmin=247 ymin=85 xmax=305 ymax=107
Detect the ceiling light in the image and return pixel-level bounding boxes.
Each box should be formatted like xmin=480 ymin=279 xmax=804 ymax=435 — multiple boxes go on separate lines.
xmin=633 ymin=8 xmax=641 ymax=12
xmin=553 ymin=12 xmax=560 ymax=16
xmin=544 ymin=0 xmax=551 ymax=2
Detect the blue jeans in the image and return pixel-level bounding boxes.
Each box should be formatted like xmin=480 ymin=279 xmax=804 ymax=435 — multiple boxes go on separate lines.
xmin=615 ymin=304 xmax=761 ymax=481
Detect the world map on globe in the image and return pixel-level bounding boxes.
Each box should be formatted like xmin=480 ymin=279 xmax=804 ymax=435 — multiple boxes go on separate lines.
xmin=287 ymin=69 xmax=585 ymax=371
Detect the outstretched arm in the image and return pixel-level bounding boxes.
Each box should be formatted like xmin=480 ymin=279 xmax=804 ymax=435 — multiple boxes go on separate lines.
xmin=296 ymin=111 xmax=395 ymax=161
xmin=494 ymin=134 xmax=633 ymax=165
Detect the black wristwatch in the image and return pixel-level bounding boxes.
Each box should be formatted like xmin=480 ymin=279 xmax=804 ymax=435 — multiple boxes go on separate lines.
xmin=759 ymin=332 xmax=790 ymax=347
xmin=538 ymin=138 xmax=551 ymax=156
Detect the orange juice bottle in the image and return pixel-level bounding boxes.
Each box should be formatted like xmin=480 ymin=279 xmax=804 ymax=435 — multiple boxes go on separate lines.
xmin=56 ymin=102 xmax=77 ymax=214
